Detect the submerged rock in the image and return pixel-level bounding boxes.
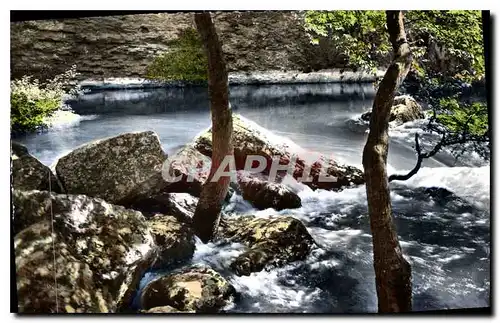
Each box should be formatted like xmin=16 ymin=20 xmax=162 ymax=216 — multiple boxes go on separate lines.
xmin=55 ymin=131 xmax=167 ymax=205
xmin=11 ymin=142 xmax=63 ymax=193
xmin=236 ymin=171 xmax=301 ymax=211
xmin=361 ymin=95 xmax=424 ymax=124
xmin=193 ymin=114 xmax=364 ymax=191
xmin=219 ymin=215 xmax=315 ymax=276
xmin=140 ymin=265 xmax=235 ymax=313
xmin=13 ymin=190 xmax=194 ymax=313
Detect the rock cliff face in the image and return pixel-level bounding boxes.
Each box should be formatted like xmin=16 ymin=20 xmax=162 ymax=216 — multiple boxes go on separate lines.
xmin=11 ymin=11 xmax=322 ymax=80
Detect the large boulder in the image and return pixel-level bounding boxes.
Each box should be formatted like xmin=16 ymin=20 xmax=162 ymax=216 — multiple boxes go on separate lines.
xmin=11 ymin=142 xmax=63 ymax=193
xmin=55 ymin=131 xmax=168 ymax=205
xmin=236 ymin=171 xmax=301 ymax=211
xmin=13 ymin=190 xmax=195 ymax=313
xmin=193 ymin=114 xmax=364 ymax=191
xmin=361 ymin=95 xmax=424 ymax=124
xmin=140 ymin=265 xmax=235 ymax=313
xmin=218 ymin=215 xmax=315 ymax=276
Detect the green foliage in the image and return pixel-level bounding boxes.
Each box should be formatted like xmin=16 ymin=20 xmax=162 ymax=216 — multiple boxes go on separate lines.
xmin=436 ymin=98 xmax=488 ymax=137
xmin=304 ymin=10 xmax=389 ymax=71
xmin=407 ymin=10 xmax=484 ymax=82
xmin=146 ymin=28 xmax=207 ymax=82
xmin=304 ymin=10 xmax=485 ymax=81
xmin=10 ymin=66 xmax=79 ymax=135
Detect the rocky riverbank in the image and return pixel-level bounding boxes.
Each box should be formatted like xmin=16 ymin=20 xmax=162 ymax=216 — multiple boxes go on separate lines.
xmin=11 ymin=95 xmax=426 ymax=313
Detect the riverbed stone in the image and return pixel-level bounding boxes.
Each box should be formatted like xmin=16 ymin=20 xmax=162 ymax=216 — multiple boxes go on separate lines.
xmin=140 ymin=265 xmax=235 ymax=313
xmin=193 ymin=114 xmax=364 ymax=191
xmin=361 ymin=95 xmax=424 ymax=124
xmin=13 ymin=190 xmax=194 ymax=313
xmin=55 ymin=131 xmax=167 ymax=205
xmin=236 ymin=171 xmax=301 ymax=211
xmin=218 ymin=215 xmax=315 ymax=276
xmin=11 ymin=141 xmax=63 ymax=193
xmin=140 ymin=305 xmax=194 ymax=313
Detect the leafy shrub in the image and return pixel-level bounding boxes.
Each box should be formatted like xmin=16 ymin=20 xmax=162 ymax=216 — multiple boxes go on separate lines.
xmin=10 ymin=66 xmax=80 ymax=135
xmin=146 ymin=28 xmax=207 ymax=82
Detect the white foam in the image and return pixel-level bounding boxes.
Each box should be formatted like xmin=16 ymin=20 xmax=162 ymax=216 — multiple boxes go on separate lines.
xmin=43 ymin=109 xmax=98 ymax=130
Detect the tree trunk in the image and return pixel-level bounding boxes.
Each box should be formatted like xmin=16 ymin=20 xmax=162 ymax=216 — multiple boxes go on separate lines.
xmin=192 ymin=12 xmax=233 ymax=243
xmin=362 ymin=11 xmax=413 ymax=313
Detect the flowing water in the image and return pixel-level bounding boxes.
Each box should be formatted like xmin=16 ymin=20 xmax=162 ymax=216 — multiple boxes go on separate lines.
xmin=16 ymin=83 xmax=490 ymax=313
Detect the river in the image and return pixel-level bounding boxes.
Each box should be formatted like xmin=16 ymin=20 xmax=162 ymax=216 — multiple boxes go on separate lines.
xmin=15 ymin=83 xmax=490 ymax=313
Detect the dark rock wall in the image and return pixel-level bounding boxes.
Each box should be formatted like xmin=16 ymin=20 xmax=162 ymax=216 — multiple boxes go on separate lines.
xmin=11 ymin=11 xmax=333 ymax=80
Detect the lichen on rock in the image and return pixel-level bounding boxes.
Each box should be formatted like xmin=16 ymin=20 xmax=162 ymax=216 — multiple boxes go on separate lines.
xmin=140 ymin=265 xmax=235 ymax=313
xmin=218 ymin=215 xmax=315 ymax=276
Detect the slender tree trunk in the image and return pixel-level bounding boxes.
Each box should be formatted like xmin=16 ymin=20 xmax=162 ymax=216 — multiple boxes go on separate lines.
xmin=192 ymin=12 xmax=233 ymax=243
xmin=362 ymin=11 xmax=413 ymax=313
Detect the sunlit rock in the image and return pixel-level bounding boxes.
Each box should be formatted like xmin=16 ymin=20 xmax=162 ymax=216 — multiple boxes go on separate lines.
xmin=361 ymin=95 xmax=425 ymax=125
xmin=140 ymin=265 xmax=235 ymax=313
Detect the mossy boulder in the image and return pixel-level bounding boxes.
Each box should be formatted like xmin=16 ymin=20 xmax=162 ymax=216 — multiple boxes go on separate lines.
xmin=361 ymin=95 xmax=424 ymax=124
xmin=11 ymin=141 xmax=63 ymax=193
xmin=140 ymin=265 xmax=235 ymax=313
xmin=236 ymin=171 xmax=301 ymax=211
xmin=13 ymin=190 xmax=195 ymax=313
xmin=219 ymin=215 xmax=315 ymax=276
xmin=55 ymin=131 xmax=168 ymax=205
xmin=193 ymin=114 xmax=364 ymax=191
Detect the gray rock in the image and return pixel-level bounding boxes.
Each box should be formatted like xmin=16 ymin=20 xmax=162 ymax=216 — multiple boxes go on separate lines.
xmin=141 ymin=265 xmax=235 ymax=313
xmin=236 ymin=171 xmax=301 ymax=211
xmin=55 ymin=131 xmax=168 ymax=205
xmin=13 ymin=190 xmax=194 ymax=313
xmin=127 ymin=192 xmax=198 ymax=223
xmin=11 ymin=142 xmax=62 ymax=193
xmin=219 ymin=215 xmax=315 ymax=276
